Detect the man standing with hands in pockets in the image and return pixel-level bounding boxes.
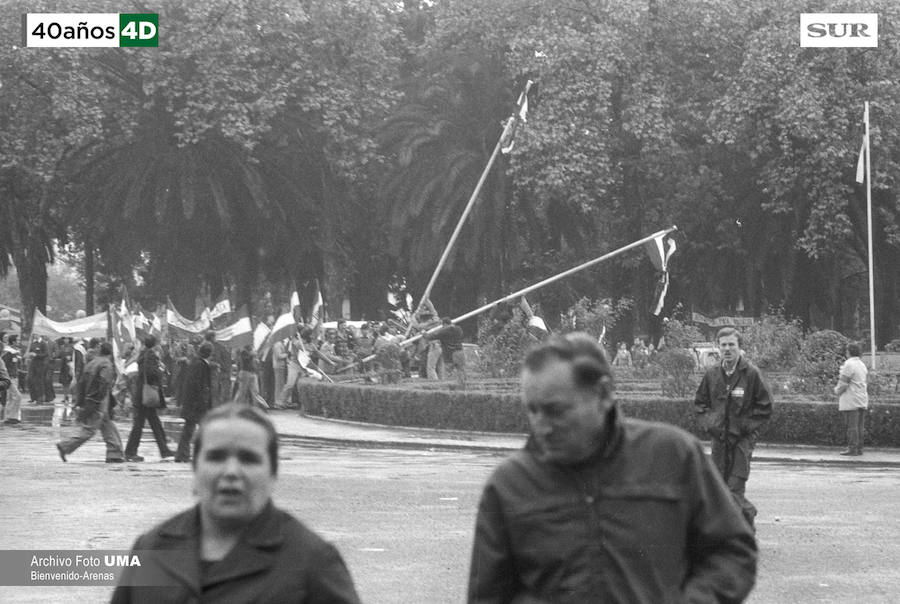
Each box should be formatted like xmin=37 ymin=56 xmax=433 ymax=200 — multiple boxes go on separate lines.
xmin=695 ymin=326 xmax=773 ymax=530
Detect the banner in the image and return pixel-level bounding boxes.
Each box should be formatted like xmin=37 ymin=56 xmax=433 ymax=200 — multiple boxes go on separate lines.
xmin=31 ymin=309 xmax=108 ymax=340
xmin=165 ymin=298 xmax=211 ymax=336
xmin=209 ymin=297 xmax=232 ymax=320
xmin=691 ymin=312 xmax=756 ymax=327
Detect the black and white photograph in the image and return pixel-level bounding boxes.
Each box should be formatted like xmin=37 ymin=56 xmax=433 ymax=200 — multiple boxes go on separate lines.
xmin=2 ymin=1 xmax=900 ymax=602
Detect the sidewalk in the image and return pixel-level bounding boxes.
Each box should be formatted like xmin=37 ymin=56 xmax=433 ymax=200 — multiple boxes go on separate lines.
xmin=22 ymin=402 xmax=900 ymax=466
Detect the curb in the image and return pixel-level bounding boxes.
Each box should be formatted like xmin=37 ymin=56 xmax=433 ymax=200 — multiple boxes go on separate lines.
xmin=277 ymin=433 xmax=516 ymax=454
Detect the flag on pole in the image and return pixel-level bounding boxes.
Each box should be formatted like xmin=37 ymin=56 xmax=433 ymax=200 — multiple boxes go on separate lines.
xmin=132 ymin=310 xmax=150 ymax=336
xmin=119 ymin=299 xmax=136 ymax=342
xmin=856 ymin=135 xmax=866 ymax=184
xmin=644 ymin=235 xmax=677 ymax=316
xmin=214 ymin=314 xmax=253 ymax=350
xmin=258 ymin=292 xmax=301 ymax=358
xmin=309 ymin=281 xmax=323 ymax=328
xmin=253 ymin=322 xmax=271 ymax=353
xmin=500 ymin=80 xmax=533 ymax=154
xmin=520 ymin=296 xmax=548 ymax=339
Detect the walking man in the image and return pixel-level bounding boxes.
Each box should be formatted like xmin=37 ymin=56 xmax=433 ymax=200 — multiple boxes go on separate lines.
xmin=174 ymin=342 xmax=214 ymax=462
xmin=1 ymin=334 xmax=22 ymax=424
xmin=834 ymin=341 xmax=868 ymax=456
xmin=56 ymin=342 xmax=126 ymax=463
xmin=468 ymin=333 xmax=756 ymax=602
xmin=695 ymin=326 xmax=773 ymax=529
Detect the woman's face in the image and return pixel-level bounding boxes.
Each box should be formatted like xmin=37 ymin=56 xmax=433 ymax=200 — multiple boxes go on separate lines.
xmin=194 ymin=417 xmax=275 ymax=529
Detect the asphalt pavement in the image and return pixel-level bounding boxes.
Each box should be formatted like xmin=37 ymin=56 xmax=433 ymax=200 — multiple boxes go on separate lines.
xmin=12 ymin=398 xmax=900 ymax=466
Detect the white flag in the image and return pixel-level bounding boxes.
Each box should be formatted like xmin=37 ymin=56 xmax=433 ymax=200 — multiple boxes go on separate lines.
xmin=856 ymin=135 xmax=866 ymax=184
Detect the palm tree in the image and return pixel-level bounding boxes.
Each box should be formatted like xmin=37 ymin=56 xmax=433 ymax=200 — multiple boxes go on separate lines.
xmin=378 ymin=50 xmax=522 ymax=313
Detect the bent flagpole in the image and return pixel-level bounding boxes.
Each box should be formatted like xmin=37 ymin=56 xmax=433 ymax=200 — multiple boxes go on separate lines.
xmin=406 ymin=80 xmax=534 ymax=337
xmin=341 ymin=226 xmax=678 ymax=372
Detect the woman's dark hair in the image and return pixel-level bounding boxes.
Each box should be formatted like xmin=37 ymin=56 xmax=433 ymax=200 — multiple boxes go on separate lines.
xmin=523 ymin=332 xmax=614 ymax=399
xmin=193 ymin=403 xmax=278 ymax=475
xmin=847 ymin=342 xmax=862 ymax=357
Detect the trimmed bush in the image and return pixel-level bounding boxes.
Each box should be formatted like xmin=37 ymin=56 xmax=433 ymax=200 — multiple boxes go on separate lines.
xmin=298 ymin=381 xmax=900 ymax=447
xmin=791 ymin=329 xmax=849 ymax=394
xmin=741 ymin=311 xmax=803 ymax=371
xmin=650 ymin=349 xmax=697 ymax=398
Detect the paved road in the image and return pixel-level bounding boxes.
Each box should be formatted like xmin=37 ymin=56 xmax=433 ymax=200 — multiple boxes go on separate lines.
xmin=1 ymin=421 xmax=899 ymax=603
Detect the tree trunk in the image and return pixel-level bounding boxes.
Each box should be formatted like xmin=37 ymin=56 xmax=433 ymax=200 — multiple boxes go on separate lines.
xmin=12 ymin=245 xmax=48 ymax=333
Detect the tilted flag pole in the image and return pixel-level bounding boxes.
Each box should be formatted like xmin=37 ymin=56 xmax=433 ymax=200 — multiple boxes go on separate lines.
xmin=863 ymin=102 xmax=876 ymax=369
xmin=405 ymin=79 xmax=535 ymax=337
xmin=340 ymin=226 xmax=678 ymax=372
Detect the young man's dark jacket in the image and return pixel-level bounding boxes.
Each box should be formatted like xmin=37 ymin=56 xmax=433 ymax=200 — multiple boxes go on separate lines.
xmin=694 ymin=355 xmax=773 ymax=445
xmin=467 ymin=407 xmax=757 ymax=603
xmin=74 ymin=354 xmax=117 ymax=419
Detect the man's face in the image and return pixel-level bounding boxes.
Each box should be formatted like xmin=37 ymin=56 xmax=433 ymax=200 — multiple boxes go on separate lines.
xmin=194 ymin=417 xmax=275 ymax=530
xmin=718 ymin=334 xmax=741 ymax=364
xmin=522 ymin=359 xmax=612 ymax=464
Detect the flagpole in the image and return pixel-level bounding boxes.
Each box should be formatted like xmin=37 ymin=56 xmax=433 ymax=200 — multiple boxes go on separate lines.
xmin=406 ymin=80 xmax=534 ymax=337
xmin=864 ymin=101 xmax=876 ymax=369
xmin=342 ymin=226 xmax=678 ymax=371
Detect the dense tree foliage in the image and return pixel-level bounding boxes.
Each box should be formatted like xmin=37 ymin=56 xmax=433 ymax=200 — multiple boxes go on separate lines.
xmin=2 ymin=0 xmax=900 ymax=345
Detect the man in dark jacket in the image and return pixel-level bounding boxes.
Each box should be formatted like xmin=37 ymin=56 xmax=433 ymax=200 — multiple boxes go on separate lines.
xmin=55 ymin=342 xmax=125 ymax=463
xmin=174 ymin=341 xmax=214 ymax=462
xmin=467 ymin=333 xmax=756 ymax=604
xmin=695 ymin=326 xmax=773 ymax=529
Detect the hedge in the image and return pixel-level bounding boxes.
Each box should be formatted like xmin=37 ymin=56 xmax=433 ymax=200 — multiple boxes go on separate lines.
xmin=297 ymin=382 xmax=900 ymax=447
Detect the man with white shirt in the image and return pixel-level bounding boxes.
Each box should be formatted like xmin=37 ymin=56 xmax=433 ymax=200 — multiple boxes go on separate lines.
xmin=834 ymin=342 xmax=868 ymax=456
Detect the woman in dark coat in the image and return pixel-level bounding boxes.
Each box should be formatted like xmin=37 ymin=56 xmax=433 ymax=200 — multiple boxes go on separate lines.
xmin=112 ymin=404 xmax=361 ymax=604
xmin=123 ymin=335 xmax=174 ymax=462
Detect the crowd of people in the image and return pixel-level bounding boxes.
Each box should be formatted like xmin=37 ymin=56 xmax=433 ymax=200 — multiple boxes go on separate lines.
xmin=0 ymin=306 xmax=472 ymax=462
xmin=1 ymin=314 xmax=878 ymax=601
xmin=106 ymin=332 xmax=761 ymax=603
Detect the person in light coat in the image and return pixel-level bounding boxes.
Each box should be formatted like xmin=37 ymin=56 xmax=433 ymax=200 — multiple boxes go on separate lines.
xmin=834 ymin=341 xmax=869 ymax=456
